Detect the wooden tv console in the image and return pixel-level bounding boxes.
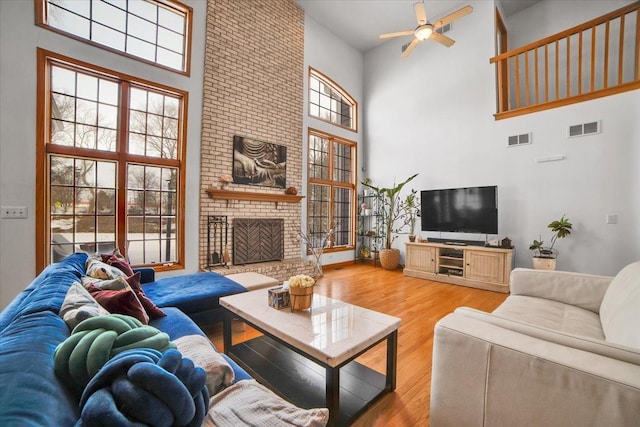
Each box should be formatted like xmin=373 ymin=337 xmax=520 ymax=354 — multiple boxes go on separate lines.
xmin=404 ymin=242 xmax=514 ymax=293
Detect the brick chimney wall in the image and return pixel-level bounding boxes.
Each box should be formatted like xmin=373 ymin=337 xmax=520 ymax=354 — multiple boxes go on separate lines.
xmin=199 ymin=0 xmax=313 ymax=279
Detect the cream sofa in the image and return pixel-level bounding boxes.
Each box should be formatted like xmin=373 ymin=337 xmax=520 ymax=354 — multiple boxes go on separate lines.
xmin=430 ymin=261 xmax=640 ymax=426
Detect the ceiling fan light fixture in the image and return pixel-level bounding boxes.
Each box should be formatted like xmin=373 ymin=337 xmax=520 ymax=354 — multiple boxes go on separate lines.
xmin=415 ymin=24 xmax=433 ymax=40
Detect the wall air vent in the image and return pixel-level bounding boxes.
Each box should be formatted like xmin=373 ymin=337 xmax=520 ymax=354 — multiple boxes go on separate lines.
xmin=435 ymin=23 xmax=451 ymax=34
xmin=508 ymin=132 xmax=532 ymax=147
xmin=568 ymin=121 xmax=600 ymax=138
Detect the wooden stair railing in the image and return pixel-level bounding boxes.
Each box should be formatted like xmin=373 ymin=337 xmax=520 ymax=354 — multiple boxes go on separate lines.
xmin=490 ymin=2 xmax=640 ymax=120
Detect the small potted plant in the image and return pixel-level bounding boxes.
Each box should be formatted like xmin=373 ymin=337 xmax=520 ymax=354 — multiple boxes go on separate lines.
xmin=286 ymin=274 xmax=315 ymax=311
xmin=362 ymin=177 xmax=372 ymax=196
xmin=529 ymin=214 xmax=573 ymax=270
xmin=362 ymin=174 xmax=418 ymax=270
xmin=403 ymin=189 xmax=420 ymax=242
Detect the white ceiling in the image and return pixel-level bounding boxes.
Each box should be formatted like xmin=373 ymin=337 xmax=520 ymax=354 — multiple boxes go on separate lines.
xmin=295 ymin=0 xmax=541 ymax=52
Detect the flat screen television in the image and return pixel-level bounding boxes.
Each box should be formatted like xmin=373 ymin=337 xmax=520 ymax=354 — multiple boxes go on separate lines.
xmin=421 ymin=186 xmax=498 ymax=234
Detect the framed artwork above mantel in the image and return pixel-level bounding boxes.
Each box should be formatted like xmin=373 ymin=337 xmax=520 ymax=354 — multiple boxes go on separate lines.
xmin=232 ymin=135 xmax=287 ymax=189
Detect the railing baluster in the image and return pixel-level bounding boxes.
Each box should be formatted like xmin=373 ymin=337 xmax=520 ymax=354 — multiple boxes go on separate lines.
xmin=497 ymin=58 xmax=504 ymax=113
xmin=502 ymin=58 xmax=508 ymax=113
xmin=533 ymin=47 xmax=540 ymax=105
xmin=578 ymin=31 xmax=583 ymax=95
xmin=618 ymin=14 xmax=625 ymax=85
xmin=525 ymin=50 xmax=530 ymax=106
xmin=488 ymin=2 xmax=640 ymax=119
xmin=545 ymin=43 xmax=549 ymax=103
xmin=591 ymin=25 xmax=596 ymax=92
xmin=604 ymin=20 xmax=610 ymax=88
xmin=515 ymin=53 xmax=521 ymax=108
xmin=567 ymin=35 xmax=571 ymax=97
xmin=555 ymin=40 xmax=559 ymax=100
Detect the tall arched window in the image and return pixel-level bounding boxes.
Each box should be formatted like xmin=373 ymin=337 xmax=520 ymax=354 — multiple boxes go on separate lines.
xmin=307 ymin=129 xmax=356 ymax=253
xmin=308 ymin=68 xmax=357 ymax=131
xmin=36 ymin=49 xmax=187 ymax=272
xmin=36 ymin=0 xmax=193 ymax=74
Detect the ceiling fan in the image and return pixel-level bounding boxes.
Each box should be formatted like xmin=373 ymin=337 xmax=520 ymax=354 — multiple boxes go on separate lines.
xmin=379 ymin=2 xmax=473 ymax=58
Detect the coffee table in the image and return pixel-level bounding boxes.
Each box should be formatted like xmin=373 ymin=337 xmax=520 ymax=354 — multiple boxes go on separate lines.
xmin=220 ymin=289 xmax=401 ymax=426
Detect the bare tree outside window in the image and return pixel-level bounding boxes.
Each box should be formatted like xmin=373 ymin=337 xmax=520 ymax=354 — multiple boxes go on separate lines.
xmin=307 ymin=131 xmax=356 ymax=254
xmin=43 ymin=56 xmax=184 ymax=268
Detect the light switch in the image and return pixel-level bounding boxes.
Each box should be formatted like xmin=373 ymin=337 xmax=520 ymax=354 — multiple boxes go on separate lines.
xmin=605 ymin=214 xmax=617 ymax=224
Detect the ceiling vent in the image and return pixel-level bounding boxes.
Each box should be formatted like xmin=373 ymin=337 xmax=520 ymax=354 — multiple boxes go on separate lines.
xmin=508 ymin=132 xmax=532 ymax=147
xmin=568 ymin=121 xmax=600 ymax=138
xmin=435 ymin=23 xmax=452 ymax=34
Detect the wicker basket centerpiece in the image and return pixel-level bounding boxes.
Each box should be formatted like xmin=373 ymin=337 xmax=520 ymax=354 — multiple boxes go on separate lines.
xmin=287 ymin=274 xmax=315 ymax=311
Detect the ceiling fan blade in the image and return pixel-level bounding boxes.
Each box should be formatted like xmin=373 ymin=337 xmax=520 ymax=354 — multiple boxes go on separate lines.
xmin=379 ymin=29 xmax=415 ymax=39
xmin=431 ymin=31 xmax=455 ymax=47
xmin=402 ymin=38 xmax=420 ymax=58
xmin=433 ymin=5 xmax=473 ymax=30
xmin=414 ymin=2 xmax=427 ymax=25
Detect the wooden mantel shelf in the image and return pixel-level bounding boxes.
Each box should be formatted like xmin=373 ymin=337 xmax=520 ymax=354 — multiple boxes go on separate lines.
xmin=206 ymin=188 xmax=304 ymax=206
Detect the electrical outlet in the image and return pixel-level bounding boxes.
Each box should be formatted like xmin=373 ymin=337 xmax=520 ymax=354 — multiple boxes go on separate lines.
xmin=605 ymin=214 xmax=617 ymax=224
xmin=1 ymin=206 xmax=28 ymax=219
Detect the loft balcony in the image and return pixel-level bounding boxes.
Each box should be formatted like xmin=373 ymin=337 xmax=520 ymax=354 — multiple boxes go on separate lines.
xmin=491 ymin=2 xmax=640 ymax=119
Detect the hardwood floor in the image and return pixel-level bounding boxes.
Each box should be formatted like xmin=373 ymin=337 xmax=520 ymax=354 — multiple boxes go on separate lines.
xmin=206 ymin=263 xmax=508 ymax=426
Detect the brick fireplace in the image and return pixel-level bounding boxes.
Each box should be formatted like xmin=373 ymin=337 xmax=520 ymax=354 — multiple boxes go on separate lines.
xmin=198 ymin=0 xmax=314 ymax=281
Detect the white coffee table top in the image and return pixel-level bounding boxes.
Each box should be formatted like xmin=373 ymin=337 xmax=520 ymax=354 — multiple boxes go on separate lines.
xmin=220 ymin=289 xmax=401 ymax=367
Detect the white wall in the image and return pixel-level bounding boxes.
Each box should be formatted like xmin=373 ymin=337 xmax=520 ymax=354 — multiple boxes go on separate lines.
xmin=507 ymin=0 xmax=633 ymax=48
xmin=302 ymin=15 xmax=364 ymax=266
xmin=0 ymin=0 xmax=207 ymax=309
xmin=364 ymin=0 xmax=639 ymax=275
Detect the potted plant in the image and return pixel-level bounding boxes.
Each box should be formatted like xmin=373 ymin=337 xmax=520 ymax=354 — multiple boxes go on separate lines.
xmin=362 ymin=177 xmax=372 ymax=196
xmin=362 ymin=174 xmax=418 ymax=270
xmin=529 ymin=214 xmax=573 ymax=270
xmin=286 ymin=274 xmax=316 ymax=311
xmin=403 ymin=189 xmax=420 ymax=242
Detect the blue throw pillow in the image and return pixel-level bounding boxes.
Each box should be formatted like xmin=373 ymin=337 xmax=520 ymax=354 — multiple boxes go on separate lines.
xmin=78 ymin=349 xmax=209 ymax=426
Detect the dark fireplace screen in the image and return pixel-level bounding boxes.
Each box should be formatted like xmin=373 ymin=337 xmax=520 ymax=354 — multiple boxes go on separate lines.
xmin=233 ymin=218 xmax=284 ymax=265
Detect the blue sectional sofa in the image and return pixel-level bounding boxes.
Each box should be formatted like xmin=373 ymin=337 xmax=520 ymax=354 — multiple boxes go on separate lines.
xmin=141 ymin=270 xmax=247 ymax=326
xmin=0 ymin=253 xmax=251 ymax=425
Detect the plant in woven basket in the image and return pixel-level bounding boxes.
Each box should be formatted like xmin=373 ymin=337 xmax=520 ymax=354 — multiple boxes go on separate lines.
xmin=362 ymin=174 xmax=418 ymax=270
xmin=287 ymin=274 xmax=315 ymax=311
xmin=288 ymin=274 xmax=315 ymax=288
xmin=362 ymin=174 xmax=418 ymax=250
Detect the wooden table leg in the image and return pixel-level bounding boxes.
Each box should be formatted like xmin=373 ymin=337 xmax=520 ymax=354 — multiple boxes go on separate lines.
xmin=386 ymin=330 xmax=398 ymax=391
xmin=326 ymin=366 xmax=340 ymax=426
xmin=222 ymin=310 xmax=232 ymax=354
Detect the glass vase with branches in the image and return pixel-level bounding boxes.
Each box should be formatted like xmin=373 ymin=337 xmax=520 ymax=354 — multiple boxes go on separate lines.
xmin=299 ymin=222 xmax=338 ymax=277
